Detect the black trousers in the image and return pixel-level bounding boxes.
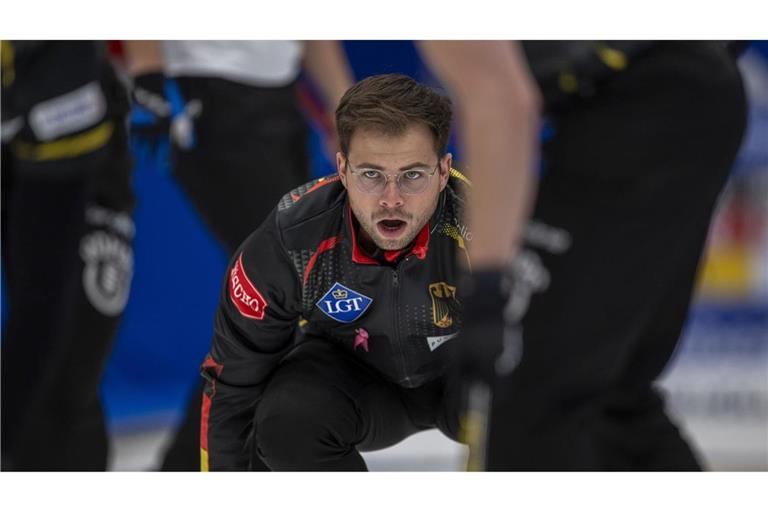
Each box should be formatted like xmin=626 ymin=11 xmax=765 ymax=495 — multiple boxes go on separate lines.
xmin=170 ymin=76 xmax=309 ymax=255
xmin=160 ymin=77 xmax=309 ymax=471
xmin=1 ymin=130 xmax=134 ymax=471
xmin=486 ymin=42 xmax=747 ymax=470
xmin=252 ymin=339 xmax=462 ymax=471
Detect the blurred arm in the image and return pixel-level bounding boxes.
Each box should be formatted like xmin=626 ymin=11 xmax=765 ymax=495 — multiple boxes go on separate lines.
xmin=302 ymin=41 xmax=354 ymax=159
xmin=122 ymin=40 xmax=165 ymax=76
xmin=418 ymin=41 xmax=541 ymax=269
xmin=302 ymin=40 xmax=354 ymax=110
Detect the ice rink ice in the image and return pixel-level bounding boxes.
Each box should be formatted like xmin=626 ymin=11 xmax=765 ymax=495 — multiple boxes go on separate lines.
xmin=109 ymin=426 xmax=468 ymax=471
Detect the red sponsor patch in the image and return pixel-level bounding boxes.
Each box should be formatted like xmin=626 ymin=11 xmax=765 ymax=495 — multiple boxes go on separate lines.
xmin=229 ymin=254 xmax=267 ymax=320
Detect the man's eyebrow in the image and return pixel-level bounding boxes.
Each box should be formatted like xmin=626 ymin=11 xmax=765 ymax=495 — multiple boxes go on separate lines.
xmin=353 ymin=162 xmax=433 ymax=171
xmin=399 ymin=162 xmax=432 ymax=171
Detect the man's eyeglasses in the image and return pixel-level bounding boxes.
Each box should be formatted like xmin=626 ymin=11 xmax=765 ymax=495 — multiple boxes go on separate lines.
xmin=345 ymin=161 xmax=440 ymax=196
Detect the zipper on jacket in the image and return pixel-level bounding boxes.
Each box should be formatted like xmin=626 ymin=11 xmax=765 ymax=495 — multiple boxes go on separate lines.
xmin=391 ymin=266 xmax=411 ymax=386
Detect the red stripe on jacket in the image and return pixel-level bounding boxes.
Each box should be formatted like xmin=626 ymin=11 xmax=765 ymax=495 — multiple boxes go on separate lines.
xmin=200 ymin=355 xmax=224 ymax=452
xmin=303 ymin=235 xmax=343 ymax=285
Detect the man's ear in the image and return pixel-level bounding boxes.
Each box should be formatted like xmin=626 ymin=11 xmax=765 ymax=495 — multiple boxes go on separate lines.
xmin=337 ymin=152 xmax=348 ymax=188
xmin=439 ymin=153 xmax=452 ymax=191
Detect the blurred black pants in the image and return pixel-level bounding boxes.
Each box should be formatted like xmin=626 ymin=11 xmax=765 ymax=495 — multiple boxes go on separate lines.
xmin=486 ymin=41 xmax=747 ymax=470
xmin=160 ymin=77 xmax=308 ymax=470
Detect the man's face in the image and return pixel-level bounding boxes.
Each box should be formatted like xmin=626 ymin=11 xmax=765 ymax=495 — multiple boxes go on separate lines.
xmin=337 ymin=124 xmax=451 ymax=251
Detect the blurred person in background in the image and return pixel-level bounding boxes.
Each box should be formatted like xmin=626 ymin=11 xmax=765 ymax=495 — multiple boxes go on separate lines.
xmin=122 ymin=40 xmax=353 ymax=470
xmin=419 ymin=41 xmax=747 ymax=470
xmin=1 ymin=40 xmax=135 ymax=470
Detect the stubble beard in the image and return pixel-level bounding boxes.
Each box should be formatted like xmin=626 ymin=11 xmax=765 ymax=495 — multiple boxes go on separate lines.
xmin=351 ymin=193 xmax=439 ymax=251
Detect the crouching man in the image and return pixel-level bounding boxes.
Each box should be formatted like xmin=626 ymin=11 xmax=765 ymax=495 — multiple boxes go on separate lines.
xmin=201 ymin=74 xmax=472 ymax=470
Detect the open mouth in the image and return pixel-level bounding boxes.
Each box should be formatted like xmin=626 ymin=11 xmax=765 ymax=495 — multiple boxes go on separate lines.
xmin=376 ymin=219 xmax=407 ymax=237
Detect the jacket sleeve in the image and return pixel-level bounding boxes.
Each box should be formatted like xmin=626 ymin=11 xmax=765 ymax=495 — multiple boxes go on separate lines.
xmin=200 ymin=209 xmax=300 ymax=471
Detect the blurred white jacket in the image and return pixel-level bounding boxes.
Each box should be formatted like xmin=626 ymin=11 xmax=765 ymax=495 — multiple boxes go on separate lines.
xmin=162 ymin=41 xmax=304 ymax=87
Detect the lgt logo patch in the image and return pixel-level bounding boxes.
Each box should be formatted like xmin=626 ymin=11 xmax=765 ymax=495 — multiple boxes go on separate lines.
xmin=316 ymin=282 xmax=372 ymax=323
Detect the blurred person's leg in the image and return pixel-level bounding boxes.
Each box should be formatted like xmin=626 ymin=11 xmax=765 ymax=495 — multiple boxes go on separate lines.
xmin=160 ymin=77 xmax=309 ymax=471
xmin=170 ymin=77 xmax=309 ymax=254
xmin=1 ymin=128 xmax=134 ymax=471
xmin=1 ymin=149 xmax=86 ymax=468
xmin=485 ymin=41 xmax=747 ymax=470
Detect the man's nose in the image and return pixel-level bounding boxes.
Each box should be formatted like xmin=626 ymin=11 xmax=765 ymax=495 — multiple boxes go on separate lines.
xmin=378 ymin=179 xmax=404 ymax=208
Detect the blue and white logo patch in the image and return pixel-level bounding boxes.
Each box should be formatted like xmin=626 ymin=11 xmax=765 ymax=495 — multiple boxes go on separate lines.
xmin=316 ymin=282 xmax=373 ymax=323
